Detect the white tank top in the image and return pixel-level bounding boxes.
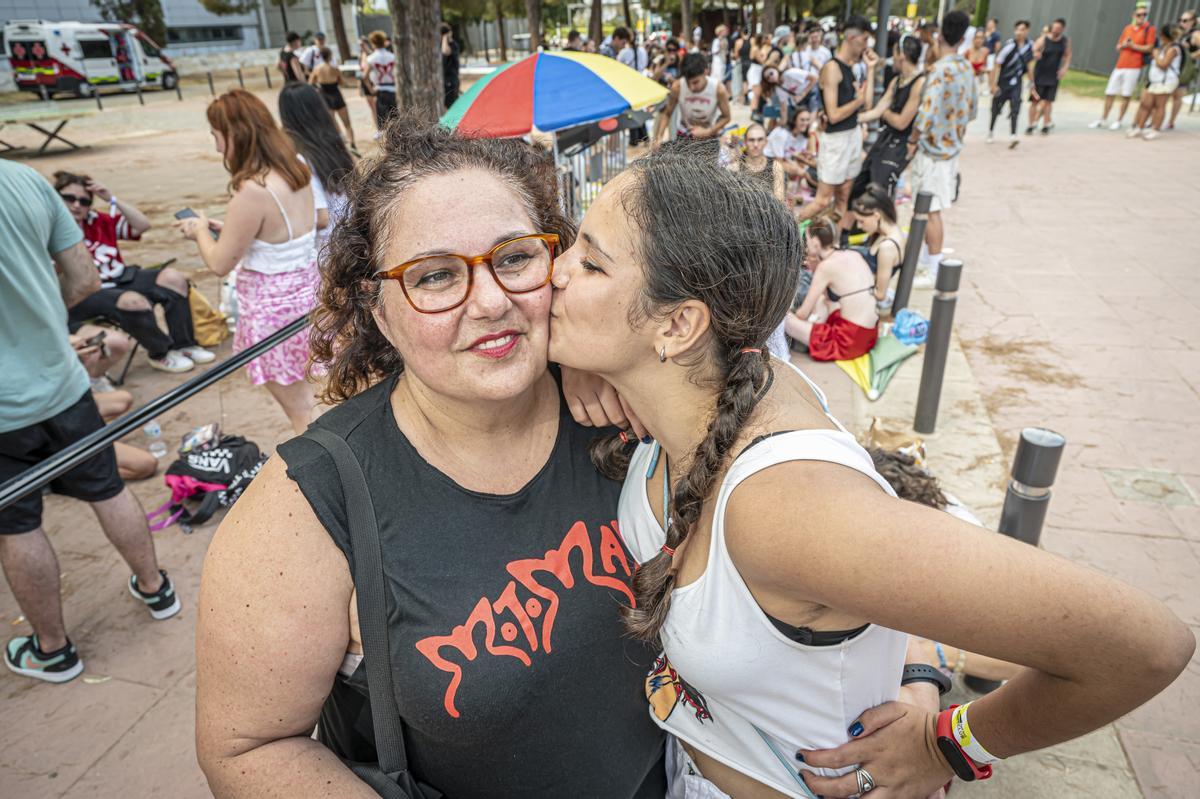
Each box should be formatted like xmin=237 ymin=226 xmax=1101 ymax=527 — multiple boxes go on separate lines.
xmin=617 ymin=360 xmax=908 ymax=798
xmin=677 ymin=75 xmax=720 ymax=135
xmin=239 ymin=184 xmax=318 ymax=275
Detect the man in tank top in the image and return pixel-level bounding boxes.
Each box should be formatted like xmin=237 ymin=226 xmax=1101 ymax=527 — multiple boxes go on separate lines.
xmin=795 ymin=15 xmax=877 ymax=227
xmin=1026 ymin=19 xmax=1071 ymax=135
xmin=653 ymin=52 xmax=732 ymax=156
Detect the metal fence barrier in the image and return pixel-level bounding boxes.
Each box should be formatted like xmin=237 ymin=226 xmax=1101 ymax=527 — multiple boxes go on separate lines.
xmin=557 ymin=132 xmax=628 ymax=222
xmin=0 ymin=316 xmax=309 ymax=513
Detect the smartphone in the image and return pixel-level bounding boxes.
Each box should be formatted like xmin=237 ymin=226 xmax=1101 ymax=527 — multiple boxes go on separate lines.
xmin=175 ymin=207 xmax=219 ymax=240
xmin=84 ymin=330 xmax=107 ymax=348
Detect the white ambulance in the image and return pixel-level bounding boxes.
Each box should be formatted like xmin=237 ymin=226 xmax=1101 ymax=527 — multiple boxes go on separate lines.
xmin=4 ymin=20 xmax=177 ymax=98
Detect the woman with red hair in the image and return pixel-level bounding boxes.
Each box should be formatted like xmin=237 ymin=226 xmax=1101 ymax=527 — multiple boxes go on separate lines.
xmin=176 ymin=89 xmax=325 ymax=433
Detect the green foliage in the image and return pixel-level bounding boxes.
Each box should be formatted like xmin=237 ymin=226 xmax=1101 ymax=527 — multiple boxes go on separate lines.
xmin=90 ymin=0 xmax=166 ymax=44
xmin=972 ymin=0 xmax=989 ymax=28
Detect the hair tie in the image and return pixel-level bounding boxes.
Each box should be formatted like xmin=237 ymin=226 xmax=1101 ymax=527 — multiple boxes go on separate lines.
xmin=739 ymin=348 xmax=762 ymax=356
xmin=660 ymin=544 xmax=676 ymax=557
xmin=619 ymin=430 xmax=631 ymax=445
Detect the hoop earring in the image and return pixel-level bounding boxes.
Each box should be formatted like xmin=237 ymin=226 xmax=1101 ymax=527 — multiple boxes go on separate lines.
xmin=659 ymin=346 xmax=667 ymax=363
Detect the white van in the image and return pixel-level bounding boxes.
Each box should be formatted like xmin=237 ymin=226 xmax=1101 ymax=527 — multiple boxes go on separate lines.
xmin=4 ymin=20 xmax=177 ymax=98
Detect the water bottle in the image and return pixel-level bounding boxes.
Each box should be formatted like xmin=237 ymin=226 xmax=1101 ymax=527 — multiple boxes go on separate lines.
xmin=144 ymin=419 xmax=168 ymax=459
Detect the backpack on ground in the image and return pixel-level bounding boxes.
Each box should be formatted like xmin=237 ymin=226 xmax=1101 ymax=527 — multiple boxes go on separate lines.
xmin=146 ymin=435 xmax=268 ymax=533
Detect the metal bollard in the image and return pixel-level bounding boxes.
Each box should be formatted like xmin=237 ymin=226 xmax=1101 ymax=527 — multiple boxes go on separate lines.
xmin=912 ymin=259 xmax=962 ymax=434
xmin=964 ymin=427 xmax=1065 ymax=694
xmin=892 ymin=191 xmax=932 ymax=315
xmin=135 ymin=81 xmax=144 ymax=105
xmin=207 ymin=71 xmax=215 ymax=96
xmin=94 ymin=87 xmax=104 ymax=111
xmin=237 ymin=67 xmax=244 ymax=88
xmin=998 ymin=427 xmax=1066 ymax=547
xmin=175 ymin=76 xmax=183 ymax=101
xmin=264 ymin=65 xmax=272 ymax=89
xmin=38 ymin=84 xmax=49 ymax=102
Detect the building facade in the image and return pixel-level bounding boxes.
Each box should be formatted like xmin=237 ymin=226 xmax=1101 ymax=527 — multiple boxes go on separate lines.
xmin=1 ymin=0 xmax=355 ymax=56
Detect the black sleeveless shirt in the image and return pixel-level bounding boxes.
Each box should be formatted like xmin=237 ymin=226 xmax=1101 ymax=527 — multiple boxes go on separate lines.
xmin=885 ymin=74 xmax=920 ymax=138
xmin=825 ymin=58 xmax=859 ymax=133
xmin=278 ymin=374 xmax=666 ymax=798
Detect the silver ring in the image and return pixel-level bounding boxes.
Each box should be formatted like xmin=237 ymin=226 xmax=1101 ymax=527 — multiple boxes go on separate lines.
xmin=856 ymin=767 xmax=876 ymax=794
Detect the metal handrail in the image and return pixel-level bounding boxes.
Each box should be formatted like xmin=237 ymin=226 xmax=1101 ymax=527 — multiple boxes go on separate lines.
xmin=0 ymin=316 xmax=310 ymax=512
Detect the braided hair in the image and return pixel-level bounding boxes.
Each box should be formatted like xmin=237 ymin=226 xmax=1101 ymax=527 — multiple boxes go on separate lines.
xmin=592 ymin=142 xmax=803 ymax=641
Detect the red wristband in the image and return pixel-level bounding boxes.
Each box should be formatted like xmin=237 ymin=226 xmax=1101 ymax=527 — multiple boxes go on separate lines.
xmin=936 ymin=705 xmax=993 ymax=782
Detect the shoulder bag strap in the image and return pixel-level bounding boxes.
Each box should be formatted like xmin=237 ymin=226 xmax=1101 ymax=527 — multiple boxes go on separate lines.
xmin=307 ymin=428 xmax=408 ymax=778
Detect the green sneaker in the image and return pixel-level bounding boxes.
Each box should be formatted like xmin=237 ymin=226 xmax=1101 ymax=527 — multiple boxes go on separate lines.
xmin=4 ymin=635 xmax=83 ymax=684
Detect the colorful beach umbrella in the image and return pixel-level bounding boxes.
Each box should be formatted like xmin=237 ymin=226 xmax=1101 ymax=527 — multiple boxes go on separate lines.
xmin=441 ymin=52 xmax=669 ymax=138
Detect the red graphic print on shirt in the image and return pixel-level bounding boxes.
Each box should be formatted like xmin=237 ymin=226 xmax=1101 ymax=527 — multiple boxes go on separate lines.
xmin=415 ymin=520 xmax=636 ymax=718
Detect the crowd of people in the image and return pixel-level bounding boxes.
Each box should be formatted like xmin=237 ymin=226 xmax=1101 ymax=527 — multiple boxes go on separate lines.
xmin=0 ymin=8 xmax=1196 ymax=799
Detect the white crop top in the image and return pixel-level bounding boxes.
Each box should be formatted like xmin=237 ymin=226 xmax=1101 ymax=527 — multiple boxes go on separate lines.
xmin=617 ymin=360 xmax=908 ymax=797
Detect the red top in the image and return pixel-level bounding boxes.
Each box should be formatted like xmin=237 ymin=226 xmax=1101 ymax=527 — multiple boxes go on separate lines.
xmin=82 ymin=207 xmax=140 ymax=287
xmin=1115 ymin=23 xmax=1156 ymax=70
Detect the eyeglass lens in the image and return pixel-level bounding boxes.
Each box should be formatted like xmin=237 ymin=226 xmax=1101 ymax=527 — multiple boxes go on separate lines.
xmin=402 ymin=237 xmax=552 ymax=312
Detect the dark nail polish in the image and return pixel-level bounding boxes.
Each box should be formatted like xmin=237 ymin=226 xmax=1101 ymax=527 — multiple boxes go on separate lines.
xmin=641 ymin=435 xmax=654 ymax=444
xmin=848 ymin=721 xmax=864 ymax=737
xmin=794 ymin=751 xmax=805 ymax=762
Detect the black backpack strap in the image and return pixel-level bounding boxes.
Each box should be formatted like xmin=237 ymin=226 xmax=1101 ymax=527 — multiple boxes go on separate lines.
xmin=306 ymin=428 xmax=409 ymax=780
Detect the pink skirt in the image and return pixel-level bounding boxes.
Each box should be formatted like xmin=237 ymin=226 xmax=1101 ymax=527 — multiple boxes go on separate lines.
xmin=233 ymin=263 xmax=319 ymax=386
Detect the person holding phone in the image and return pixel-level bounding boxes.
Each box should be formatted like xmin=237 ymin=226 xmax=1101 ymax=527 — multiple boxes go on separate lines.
xmin=55 ymin=171 xmax=213 ymax=374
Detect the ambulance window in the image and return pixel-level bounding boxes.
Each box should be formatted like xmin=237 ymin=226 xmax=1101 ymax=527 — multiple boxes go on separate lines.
xmin=79 ymin=39 xmax=112 ymax=60
xmin=140 ymin=38 xmax=161 ymax=57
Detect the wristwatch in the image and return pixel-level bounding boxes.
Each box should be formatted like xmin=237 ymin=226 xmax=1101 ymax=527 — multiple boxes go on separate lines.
xmin=936 ymin=705 xmax=993 ymax=782
xmin=901 ymin=663 xmax=952 ymax=696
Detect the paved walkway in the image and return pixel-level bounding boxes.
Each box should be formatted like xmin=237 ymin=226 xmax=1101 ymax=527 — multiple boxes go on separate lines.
xmin=0 ymin=86 xmax=1196 ymax=798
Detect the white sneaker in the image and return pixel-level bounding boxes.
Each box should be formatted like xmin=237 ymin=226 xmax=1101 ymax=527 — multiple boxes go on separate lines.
xmin=1126 ymin=127 xmax=1143 ymax=138
xmin=1008 ymin=134 xmax=1020 ymax=149
xmin=1088 ymin=119 xmax=1105 ymax=129
xmin=178 ymin=346 xmax=216 ymax=364
xmin=89 ymin=375 xmax=115 ymax=393
xmin=913 ymin=268 xmax=936 ymax=289
xmin=148 ymin=351 xmax=194 ymax=373
xmin=986 ymin=133 xmax=995 ymax=144
xmin=1108 ymin=120 xmax=1122 ymax=131
xmin=1142 ymin=129 xmax=1159 ymax=140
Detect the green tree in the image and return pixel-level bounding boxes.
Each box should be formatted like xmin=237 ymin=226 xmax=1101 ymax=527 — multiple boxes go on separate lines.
xmin=973 ymin=0 xmax=989 ymax=27
xmin=90 ymin=0 xmax=167 ymax=45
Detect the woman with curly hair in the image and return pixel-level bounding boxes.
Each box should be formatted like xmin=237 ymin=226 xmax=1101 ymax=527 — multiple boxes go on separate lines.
xmin=195 ymin=116 xmax=668 ymax=797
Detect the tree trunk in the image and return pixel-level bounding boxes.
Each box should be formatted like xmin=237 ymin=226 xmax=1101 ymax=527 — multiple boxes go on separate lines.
xmin=525 ymin=0 xmax=542 ymax=50
xmin=388 ymin=0 xmax=443 ymax=122
xmin=277 ymin=0 xmax=289 ymax=34
xmin=589 ymin=0 xmax=603 ymax=46
xmin=329 ymin=0 xmax=352 ymax=64
xmin=680 ymin=0 xmax=691 ymax=43
xmin=497 ymin=1 xmax=508 ymax=62
xmin=761 ymin=0 xmax=777 ymax=33
xmin=621 ymin=0 xmax=633 ymax=27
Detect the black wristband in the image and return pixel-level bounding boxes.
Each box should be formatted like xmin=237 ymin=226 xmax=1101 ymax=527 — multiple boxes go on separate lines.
xmin=901 ymin=663 xmax=953 ymax=696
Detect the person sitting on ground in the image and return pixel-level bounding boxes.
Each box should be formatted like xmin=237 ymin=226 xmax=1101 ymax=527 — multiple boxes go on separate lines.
xmin=766 ymin=106 xmax=818 ymax=204
xmin=1128 ymin=23 xmax=1185 ymax=140
xmin=279 ymin=83 xmax=351 ymax=251
xmin=69 ymin=331 xmax=157 ymax=482
xmin=55 ymin=171 xmax=214 ymax=374
xmin=784 ymin=216 xmax=879 ymax=361
xmin=726 ymin=122 xmax=786 ymax=204
xmin=854 ymin=33 xmax=925 ymax=199
xmin=308 ymin=47 xmax=356 ymax=151
xmin=175 ymin=89 xmax=321 ymax=435
xmin=851 ymin=184 xmax=904 ymax=310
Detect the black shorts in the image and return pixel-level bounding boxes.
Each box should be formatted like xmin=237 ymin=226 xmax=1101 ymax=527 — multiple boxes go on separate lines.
xmin=0 ymin=391 xmax=123 ymax=534
xmin=1033 ymin=81 xmax=1058 ymax=102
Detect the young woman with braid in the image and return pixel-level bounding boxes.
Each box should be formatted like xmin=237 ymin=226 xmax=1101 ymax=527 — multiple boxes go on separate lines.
xmin=550 ymin=146 xmax=1193 ymax=798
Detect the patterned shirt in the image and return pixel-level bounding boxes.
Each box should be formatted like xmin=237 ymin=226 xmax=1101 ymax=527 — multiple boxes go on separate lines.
xmin=913 ymin=53 xmax=978 ymax=161
xmin=83 ymin=206 xmax=141 ymax=287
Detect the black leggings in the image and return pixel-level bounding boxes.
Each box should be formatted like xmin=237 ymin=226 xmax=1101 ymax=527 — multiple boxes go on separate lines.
xmin=990 ymin=84 xmax=1022 ymax=135
xmin=68 ymin=266 xmax=195 ymax=359
xmin=374 ymin=90 xmax=397 ymax=128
